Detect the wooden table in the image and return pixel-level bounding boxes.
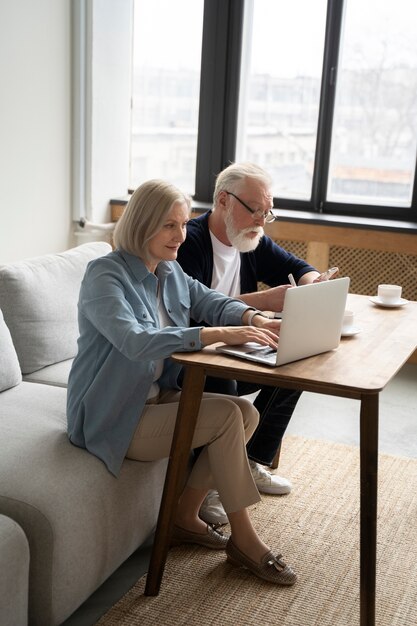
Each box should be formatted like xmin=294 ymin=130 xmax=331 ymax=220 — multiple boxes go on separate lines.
xmin=144 ymin=294 xmax=417 ymax=626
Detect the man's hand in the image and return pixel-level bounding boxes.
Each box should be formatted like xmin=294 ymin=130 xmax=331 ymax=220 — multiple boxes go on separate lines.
xmin=313 ymin=267 xmax=339 ymax=283
xmin=239 ymin=284 xmax=292 ymax=313
xmin=251 ymin=313 xmax=281 ymax=332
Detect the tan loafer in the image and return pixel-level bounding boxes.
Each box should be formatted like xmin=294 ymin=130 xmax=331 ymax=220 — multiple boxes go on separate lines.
xmin=171 ymin=523 xmax=230 ymax=550
xmin=226 ymin=538 xmax=297 ymax=585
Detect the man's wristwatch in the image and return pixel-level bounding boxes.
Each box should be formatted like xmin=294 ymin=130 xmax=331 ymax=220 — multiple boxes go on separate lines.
xmin=246 ymin=309 xmax=263 ymax=326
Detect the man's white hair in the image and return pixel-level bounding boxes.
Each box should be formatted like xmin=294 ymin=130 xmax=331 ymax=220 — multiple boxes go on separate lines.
xmin=213 ymin=162 xmax=272 ymax=207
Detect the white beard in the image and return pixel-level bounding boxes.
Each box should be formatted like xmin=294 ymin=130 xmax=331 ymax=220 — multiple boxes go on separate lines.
xmin=224 ymin=209 xmax=263 ymax=253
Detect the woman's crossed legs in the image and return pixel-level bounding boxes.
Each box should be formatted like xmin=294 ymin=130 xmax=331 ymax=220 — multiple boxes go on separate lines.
xmin=126 ymin=390 xmax=296 ymax=583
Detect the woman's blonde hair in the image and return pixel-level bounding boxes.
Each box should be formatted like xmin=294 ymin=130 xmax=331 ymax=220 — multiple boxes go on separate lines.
xmin=113 ymin=179 xmax=191 ymax=260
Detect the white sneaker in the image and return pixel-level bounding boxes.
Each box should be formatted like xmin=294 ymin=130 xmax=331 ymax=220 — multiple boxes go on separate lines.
xmin=249 ymin=460 xmax=292 ymax=495
xmin=199 ymin=490 xmax=228 ymax=525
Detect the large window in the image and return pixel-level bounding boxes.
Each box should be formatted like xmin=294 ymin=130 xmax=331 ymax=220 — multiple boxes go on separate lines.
xmin=327 ymin=0 xmax=417 ymax=209
xmin=236 ymin=0 xmax=328 ymax=201
xmin=129 ymin=0 xmax=417 ymax=222
xmin=130 ymin=0 xmax=204 ymax=194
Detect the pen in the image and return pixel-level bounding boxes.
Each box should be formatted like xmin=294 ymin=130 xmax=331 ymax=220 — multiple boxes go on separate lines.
xmin=288 ymin=273 xmax=297 ymax=287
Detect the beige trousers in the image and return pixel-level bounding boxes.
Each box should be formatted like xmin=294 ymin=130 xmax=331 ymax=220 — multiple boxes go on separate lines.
xmin=126 ymin=390 xmax=261 ymax=514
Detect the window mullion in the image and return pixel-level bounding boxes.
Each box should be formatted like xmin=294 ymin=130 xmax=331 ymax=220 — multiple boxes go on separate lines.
xmin=311 ymin=0 xmax=344 ymax=212
xmin=194 ymin=0 xmax=244 ymax=203
xmin=221 ymin=0 xmax=245 ymax=168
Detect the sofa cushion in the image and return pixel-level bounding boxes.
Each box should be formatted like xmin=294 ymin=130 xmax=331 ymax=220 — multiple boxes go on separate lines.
xmin=0 ymin=242 xmax=112 ymax=374
xmin=23 ymin=358 xmax=73 ymax=388
xmin=0 ymin=309 xmax=21 ymax=392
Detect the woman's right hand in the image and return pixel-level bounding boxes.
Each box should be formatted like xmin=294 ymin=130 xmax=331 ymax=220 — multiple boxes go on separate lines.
xmin=200 ymin=325 xmax=279 ymax=350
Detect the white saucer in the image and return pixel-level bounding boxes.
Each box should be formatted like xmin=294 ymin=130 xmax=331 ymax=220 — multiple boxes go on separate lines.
xmin=369 ymin=296 xmax=409 ymax=308
xmin=341 ymin=325 xmax=362 ymax=337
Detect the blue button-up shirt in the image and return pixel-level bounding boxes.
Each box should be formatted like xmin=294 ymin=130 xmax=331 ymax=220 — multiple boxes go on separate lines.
xmin=67 ymin=249 xmax=249 ymax=476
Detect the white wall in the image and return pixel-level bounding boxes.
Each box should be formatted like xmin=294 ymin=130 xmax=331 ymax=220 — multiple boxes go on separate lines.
xmin=72 ymin=0 xmax=133 ymax=230
xmin=0 ymin=0 xmax=72 ymax=263
xmin=88 ymin=0 xmax=132 ymax=223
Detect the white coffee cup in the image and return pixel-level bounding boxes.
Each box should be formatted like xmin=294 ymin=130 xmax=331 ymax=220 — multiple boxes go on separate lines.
xmin=377 ymin=284 xmax=402 ymax=305
xmin=342 ymin=309 xmax=355 ymax=333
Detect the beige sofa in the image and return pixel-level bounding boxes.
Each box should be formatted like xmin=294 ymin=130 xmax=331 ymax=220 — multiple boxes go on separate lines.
xmin=0 ymin=244 xmax=168 ymax=625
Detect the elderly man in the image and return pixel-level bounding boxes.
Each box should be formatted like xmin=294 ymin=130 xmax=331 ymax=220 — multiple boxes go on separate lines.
xmin=177 ymin=162 xmax=321 ymax=524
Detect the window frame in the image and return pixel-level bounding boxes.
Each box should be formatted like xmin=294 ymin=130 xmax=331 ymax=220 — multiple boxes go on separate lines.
xmin=194 ymin=0 xmax=417 ymax=224
xmin=73 ymin=0 xmax=417 ymax=229
xmin=194 ymin=0 xmax=244 ymax=201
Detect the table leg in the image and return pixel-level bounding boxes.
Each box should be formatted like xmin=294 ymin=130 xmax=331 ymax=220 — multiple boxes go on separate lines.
xmin=359 ymin=393 xmax=379 ymax=626
xmin=145 ymin=365 xmax=206 ymax=596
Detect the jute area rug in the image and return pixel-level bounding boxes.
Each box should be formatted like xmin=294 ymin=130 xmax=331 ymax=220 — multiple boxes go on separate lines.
xmin=97 ymin=435 xmax=417 ymax=626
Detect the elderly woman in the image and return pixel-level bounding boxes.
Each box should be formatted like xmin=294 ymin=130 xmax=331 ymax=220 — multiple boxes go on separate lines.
xmin=67 ymin=179 xmax=296 ymax=585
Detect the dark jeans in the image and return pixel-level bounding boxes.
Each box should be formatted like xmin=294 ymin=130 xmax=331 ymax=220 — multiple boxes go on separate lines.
xmin=180 ymin=371 xmax=301 ymax=467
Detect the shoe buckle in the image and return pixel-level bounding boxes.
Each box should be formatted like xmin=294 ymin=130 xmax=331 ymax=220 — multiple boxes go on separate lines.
xmin=267 ymin=554 xmax=286 ymax=572
xmin=210 ymin=522 xmax=224 ymax=535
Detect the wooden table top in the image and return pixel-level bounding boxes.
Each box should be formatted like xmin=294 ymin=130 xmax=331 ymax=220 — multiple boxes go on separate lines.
xmin=172 ymin=294 xmax=417 ymax=398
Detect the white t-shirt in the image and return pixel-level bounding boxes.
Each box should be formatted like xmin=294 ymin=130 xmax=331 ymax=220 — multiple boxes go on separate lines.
xmin=209 ymin=230 xmax=241 ymax=297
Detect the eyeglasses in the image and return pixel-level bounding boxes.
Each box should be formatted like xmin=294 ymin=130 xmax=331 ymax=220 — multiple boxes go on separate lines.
xmin=225 ymin=191 xmax=276 ymax=223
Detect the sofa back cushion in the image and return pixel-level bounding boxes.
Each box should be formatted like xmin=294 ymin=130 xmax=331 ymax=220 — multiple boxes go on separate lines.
xmin=0 ymin=309 xmax=22 ymax=391
xmin=0 ymin=242 xmax=112 ymax=374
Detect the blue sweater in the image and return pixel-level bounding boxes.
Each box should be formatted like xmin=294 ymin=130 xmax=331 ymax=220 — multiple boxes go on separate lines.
xmin=177 ymin=211 xmax=316 ymax=292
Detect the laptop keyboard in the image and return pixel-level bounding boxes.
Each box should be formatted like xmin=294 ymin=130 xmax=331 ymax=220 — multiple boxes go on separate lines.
xmin=247 ymin=346 xmax=276 ymax=357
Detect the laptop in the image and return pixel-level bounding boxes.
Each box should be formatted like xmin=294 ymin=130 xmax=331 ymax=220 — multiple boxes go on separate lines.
xmin=216 ymin=277 xmax=350 ymax=367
